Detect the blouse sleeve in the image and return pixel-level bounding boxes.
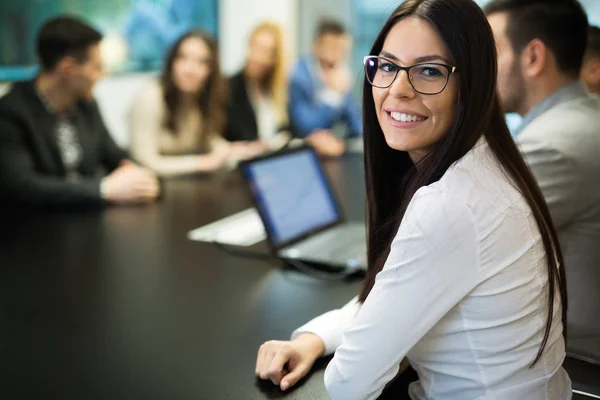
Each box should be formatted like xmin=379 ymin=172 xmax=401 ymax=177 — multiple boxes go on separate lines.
xmin=209 ymin=135 xmax=231 ymax=153
xmin=324 ymin=186 xmax=482 ymax=400
xmin=291 ymin=296 xmax=361 ymax=355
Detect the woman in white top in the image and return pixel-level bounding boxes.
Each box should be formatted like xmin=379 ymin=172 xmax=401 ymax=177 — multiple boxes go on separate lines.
xmin=129 ymin=30 xmax=259 ymax=177
xmin=255 ymin=0 xmax=570 ymax=399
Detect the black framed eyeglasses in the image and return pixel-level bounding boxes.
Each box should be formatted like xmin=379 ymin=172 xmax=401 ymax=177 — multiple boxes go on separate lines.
xmin=364 ymin=55 xmax=456 ymax=95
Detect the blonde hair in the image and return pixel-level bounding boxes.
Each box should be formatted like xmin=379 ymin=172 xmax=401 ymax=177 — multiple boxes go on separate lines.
xmin=248 ymin=22 xmax=288 ymax=127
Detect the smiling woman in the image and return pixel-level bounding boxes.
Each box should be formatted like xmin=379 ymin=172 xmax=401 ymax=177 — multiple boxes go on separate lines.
xmin=365 ymin=16 xmax=460 ymax=163
xmin=255 ymin=0 xmax=570 ymax=399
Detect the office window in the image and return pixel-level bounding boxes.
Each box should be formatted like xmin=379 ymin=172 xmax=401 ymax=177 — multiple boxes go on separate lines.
xmin=0 ymin=0 xmax=219 ymax=81
xmin=351 ymin=0 xmax=398 ymax=74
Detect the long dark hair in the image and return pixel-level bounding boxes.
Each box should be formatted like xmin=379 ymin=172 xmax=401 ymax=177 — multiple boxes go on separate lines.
xmin=161 ymin=30 xmax=227 ymax=150
xmin=359 ymin=0 xmax=567 ymax=366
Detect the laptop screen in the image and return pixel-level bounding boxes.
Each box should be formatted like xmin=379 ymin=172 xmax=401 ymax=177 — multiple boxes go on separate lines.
xmin=241 ymin=149 xmax=342 ymax=247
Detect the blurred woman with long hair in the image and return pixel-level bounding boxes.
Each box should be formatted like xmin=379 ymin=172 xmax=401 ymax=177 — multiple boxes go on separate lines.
xmin=130 ymin=30 xmax=249 ymax=176
xmin=225 ymin=22 xmax=291 ymax=149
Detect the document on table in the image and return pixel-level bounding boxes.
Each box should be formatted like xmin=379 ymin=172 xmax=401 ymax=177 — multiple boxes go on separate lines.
xmin=187 ymin=208 xmax=266 ymax=247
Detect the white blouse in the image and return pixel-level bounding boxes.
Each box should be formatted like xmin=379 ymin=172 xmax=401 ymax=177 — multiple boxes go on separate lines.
xmin=253 ymin=94 xmax=278 ymax=142
xmin=292 ymin=139 xmax=571 ymax=400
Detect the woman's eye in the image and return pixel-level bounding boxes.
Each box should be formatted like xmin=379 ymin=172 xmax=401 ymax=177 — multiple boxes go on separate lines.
xmin=420 ymin=67 xmax=443 ymax=77
xmin=379 ymin=62 xmax=397 ymax=73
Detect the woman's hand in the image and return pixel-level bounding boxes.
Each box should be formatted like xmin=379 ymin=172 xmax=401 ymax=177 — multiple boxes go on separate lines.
xmin=229 ymin=141 xmax=268 ymax=160
xmin=199 ymin=149 xmax=229 ymax=171
xmin=307 ymin=130 xmax=345 ymax=157
xmin=255 ymin=333 xmax=326 ymax=391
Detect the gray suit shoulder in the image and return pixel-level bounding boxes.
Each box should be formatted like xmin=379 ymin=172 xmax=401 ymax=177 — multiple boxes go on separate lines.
xmin=518 ymin=95 xmax=600 ymax=162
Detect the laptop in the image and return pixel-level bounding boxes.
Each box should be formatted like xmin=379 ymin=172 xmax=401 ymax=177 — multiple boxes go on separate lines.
xmin=239 ymin=146 xmax=367 ymax=271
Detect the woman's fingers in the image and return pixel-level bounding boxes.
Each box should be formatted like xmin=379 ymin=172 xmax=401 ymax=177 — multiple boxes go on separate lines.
xmin=266 ymin=349 xmax=292 ymax=386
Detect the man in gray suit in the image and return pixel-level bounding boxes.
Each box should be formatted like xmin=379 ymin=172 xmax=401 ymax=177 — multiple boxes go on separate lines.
xmin=486 ymin=0 xmax=600 ymax=363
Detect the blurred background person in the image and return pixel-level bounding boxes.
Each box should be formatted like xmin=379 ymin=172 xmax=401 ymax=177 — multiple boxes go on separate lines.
xmin=289 ymin=19 xmax=361 ymax=157
xmin=224 ymin=22 xmax=291 ymax=150
xmin=0 ymin=16 xmax=159 ymax=208
xmin=129 ymin=30 xmax=258 ymax=177
xmin=581 ymin=25 xmax=600 ymax=99
xmin=486 ymin=0 xmax=600 ymax=359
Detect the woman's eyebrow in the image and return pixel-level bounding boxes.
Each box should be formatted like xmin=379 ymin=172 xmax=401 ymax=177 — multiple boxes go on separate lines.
xmin=379 ymin=50 xmax=452 ymax=65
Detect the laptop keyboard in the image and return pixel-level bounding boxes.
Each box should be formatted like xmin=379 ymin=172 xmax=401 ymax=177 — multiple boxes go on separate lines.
xmin=316 ymin=237 xmax=361 ymax=259
xmin=285 ymin=224 xmax=367 ymax=264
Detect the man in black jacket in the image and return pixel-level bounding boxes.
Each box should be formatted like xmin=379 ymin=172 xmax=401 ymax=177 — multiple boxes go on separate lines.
xmin=0 ymin=16 xmax=159 ymax=208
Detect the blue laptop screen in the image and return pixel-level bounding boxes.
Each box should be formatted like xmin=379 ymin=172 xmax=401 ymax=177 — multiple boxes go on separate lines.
xmin=243 ymin=150 xmax=341 ymax=246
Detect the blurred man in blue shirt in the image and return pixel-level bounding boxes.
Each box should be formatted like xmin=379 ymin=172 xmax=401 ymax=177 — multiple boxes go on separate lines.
xmin=289 ymin=19 xmax=362 ymax=157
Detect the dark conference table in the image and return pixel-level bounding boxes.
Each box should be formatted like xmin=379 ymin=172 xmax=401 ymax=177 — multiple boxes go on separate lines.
xmin=1 ymin=154 xmax=598 ymax=400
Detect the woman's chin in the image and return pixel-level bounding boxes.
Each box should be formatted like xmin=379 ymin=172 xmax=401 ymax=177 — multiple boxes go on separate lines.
xmin=383 ymin=135 xmax=434 ymax=163
xmin=383 ymin=134 xmax=414 ymax=152
xmin=176 ymin=82 xmax=204 ymax=95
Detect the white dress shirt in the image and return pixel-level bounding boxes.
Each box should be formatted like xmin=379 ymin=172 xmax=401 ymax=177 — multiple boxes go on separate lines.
xmin=292 ymin=139 xmax=571 ymax=400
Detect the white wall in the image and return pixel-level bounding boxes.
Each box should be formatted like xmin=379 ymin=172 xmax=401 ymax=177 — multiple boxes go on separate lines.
xmin=93 ymin=73 xmax=155 ymax=148
xmin=0 ymin=82 xmax=10 ymax=98
xmin=219 ymin=0 xmax=298 ymax=75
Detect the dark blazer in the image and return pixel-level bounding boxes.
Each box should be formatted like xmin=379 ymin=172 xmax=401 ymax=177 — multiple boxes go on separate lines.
xmin=224 ymin=70 xmax=287 ymax=142
xmin=0 ymin=80 xmax=127 ymax=208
